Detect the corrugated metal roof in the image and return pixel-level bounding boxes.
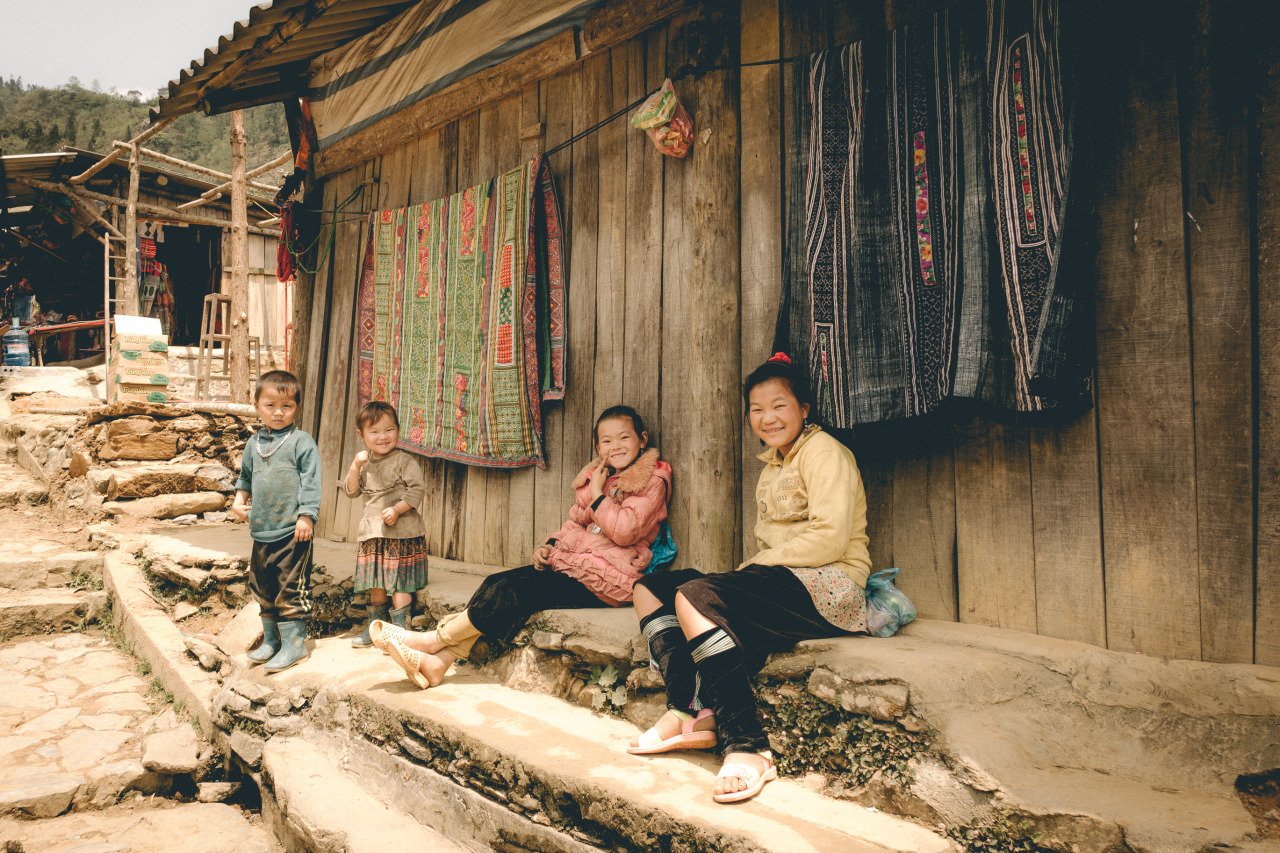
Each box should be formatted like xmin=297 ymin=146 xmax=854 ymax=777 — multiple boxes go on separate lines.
xmin=0 ymin=149 xmax=273 ymax=212
xmin=154 ymin=0 xmax=420 ymax=120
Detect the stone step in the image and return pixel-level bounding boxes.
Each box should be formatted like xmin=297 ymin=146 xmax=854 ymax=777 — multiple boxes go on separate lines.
xmin=0 ymin=587 xmax=107 ymax=636
xmin=0 ymin=462 xmax=48 ymax=507
xmin=256 ymin=646 xmax=949 ymax=853
xmin=0 ymin=547 xmax=102 ymax=590
xmin=260 ymin=735 xmax=472 ymax=853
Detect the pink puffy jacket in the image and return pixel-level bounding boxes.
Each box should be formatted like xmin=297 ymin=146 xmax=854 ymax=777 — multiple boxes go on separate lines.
xmin=546 ymin=448 xmax=673 ymax=606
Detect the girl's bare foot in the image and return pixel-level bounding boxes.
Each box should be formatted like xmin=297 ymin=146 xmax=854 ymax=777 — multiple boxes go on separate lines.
xmin=400 ymin=629 xmax=446 ymax=655
xmin=714 ymin=751 xmax=772 ymax=799
xmin=418 ymin=649 xmax=456 ymax=686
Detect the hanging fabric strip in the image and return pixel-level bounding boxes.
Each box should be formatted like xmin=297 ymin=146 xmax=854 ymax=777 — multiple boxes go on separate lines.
xmin=356 ymin=156 xmax=566 ymax=468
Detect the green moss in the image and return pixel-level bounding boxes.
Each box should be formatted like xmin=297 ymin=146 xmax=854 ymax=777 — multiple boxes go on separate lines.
xmin=756 ymin=684 xmax=929 ymax=787
xmin=68 ymin=569 xmax=103 ymax=591
xmin=947 ymin=813 xmax=1044 ymax=852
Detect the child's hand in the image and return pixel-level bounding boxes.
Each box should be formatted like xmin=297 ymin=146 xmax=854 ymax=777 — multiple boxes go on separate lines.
xmin=532 ymin=544 xmax=552 ymax=569
xmin=353 ymin=450 xmax=370 ymax=468
xmin=229 ymin=501 xmax=249 ymax=523
xmin=589 ymin=463 xmax=609 ymax=501
xmin=381 ymin=506 xmax=399 ymax=526
xmin=294 ymin=516 xmax=314 ymax=543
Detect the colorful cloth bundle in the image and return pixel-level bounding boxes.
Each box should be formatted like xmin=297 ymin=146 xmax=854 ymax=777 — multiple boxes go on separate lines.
xmin=356 ymin=155 xmax=567 ymax=468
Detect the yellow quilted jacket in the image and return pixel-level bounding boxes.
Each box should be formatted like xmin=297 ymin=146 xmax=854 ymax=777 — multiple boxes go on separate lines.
xmin=744 ymin=425 xmax=871 ymax=587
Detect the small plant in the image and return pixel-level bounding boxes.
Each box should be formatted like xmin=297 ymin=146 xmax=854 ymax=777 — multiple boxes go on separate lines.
xmin=147 ymin=677 xmax=175 ymax=706
xmin=68 ymin=570 xmax=103 ymax=591
xmin=587 ymin=663 xmax=629 ymax=714
xmin=947 ymin=813 xmax=1043 ymax=852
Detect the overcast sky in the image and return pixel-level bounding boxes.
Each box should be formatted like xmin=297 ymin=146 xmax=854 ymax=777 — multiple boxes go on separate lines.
xmin=0 ymin=1 xmax=262 ymax=96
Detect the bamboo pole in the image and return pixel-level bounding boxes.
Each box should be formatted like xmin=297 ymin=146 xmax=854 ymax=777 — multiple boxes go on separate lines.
xmin=68 ymin=117 xmax=175 ymax=185
xmin=176 ymin=151 xmax=292 ymax=211
xmin=111 ymin=141 xmax=281 ymax=195
xmin=13 ymin=177 xmax=278 ymax=237
xmin=121 ymin=143 xmax=140 ymax=315
xmin=228 ymin=110 xmax=251 ymax=404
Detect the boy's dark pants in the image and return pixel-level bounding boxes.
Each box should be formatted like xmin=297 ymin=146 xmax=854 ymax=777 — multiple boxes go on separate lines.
xmin=250 ymin=535 xmax=313 ymax=620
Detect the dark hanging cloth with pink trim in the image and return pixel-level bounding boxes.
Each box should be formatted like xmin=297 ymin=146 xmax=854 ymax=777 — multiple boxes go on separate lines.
xmin=777 ymin=0 xmax=1090 ymax=426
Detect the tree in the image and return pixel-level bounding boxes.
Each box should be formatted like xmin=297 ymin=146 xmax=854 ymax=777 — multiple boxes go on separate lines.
xmin=64 ymin=111 xmax=77 ymax=145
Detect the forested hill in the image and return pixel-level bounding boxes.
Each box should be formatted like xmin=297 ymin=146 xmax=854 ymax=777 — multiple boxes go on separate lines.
xmin=0 ymin=77 xmax=289 ymax=173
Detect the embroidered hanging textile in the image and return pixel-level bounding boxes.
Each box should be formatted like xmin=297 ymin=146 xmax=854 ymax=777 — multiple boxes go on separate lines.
xmin=356 ymin=155 xmax=566 ymax=468
xmin=782 ymin=0 xmax=1082 ymax=426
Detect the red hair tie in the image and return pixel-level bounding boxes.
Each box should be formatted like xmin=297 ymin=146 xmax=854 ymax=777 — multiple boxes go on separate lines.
xmin=767 ymin=352 xmax=792 ymax=365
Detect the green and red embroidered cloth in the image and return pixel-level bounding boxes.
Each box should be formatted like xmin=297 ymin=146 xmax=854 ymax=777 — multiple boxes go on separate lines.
xmin=357 ymin=156 xmax=566 ymax=468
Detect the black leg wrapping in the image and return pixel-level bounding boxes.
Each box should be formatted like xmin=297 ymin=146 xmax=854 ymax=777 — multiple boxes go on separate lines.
xmin=689 ymin=627 xmax=770 ymax=755
xmin=640 ymin=608 xmax=696 ymax=711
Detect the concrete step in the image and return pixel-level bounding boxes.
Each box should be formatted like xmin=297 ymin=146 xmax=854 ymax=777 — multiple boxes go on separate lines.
xmin=0 ymin=462 xmax=48 ymax=507
xmin=261 ymin=735 xmax=471 ymax=853
xmin=259 ymin=646 xmax=949 ymax=853
xmin=0 ymin=587 xmax=107 ymax=636
xmin=0 ymin=545 xmax=102 ymax=590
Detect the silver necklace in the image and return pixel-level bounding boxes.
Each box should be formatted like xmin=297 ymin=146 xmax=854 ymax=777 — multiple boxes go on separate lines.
xmin=255 ymin=427 xmax=296 ymax=461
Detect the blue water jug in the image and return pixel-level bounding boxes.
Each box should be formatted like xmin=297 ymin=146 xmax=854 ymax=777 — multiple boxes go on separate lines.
xmin=3 ymin=318 xmax=31 ymax=367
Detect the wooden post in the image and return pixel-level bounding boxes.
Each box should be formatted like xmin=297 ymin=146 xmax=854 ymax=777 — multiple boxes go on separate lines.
xmin=229 ymin=110 xmax=251 ymax=404
xmin=120 ymin=143 xmax=140 ymax=314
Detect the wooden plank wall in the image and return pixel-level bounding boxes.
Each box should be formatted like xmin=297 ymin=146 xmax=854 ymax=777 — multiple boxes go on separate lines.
xmin=304 ymin=0 xmax=1278 ymax=664
xmin=219 ymin=231 xmax=288 ymax=358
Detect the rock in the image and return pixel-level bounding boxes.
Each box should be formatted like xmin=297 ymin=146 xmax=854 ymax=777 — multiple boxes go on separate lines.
xmin=57 ymin=729 xmax=132 ymax=771
xmin=229 ymin=679 xmax=273 ymax=704
xmin=228 ymin=730 xmax=265 ymax=768
xmin=265 ymin=696 xmax=292 ymax=716
xmin=173 ymin=602 xmax=199 ymax=622
xmin=105 ymin=416 xmax=161 ymax=437
xmin=264 ymin=715 xmax=303 ymax=736
xmin=0 ymin=588 xmax=107 ymax=637
xmin=806 ymin=668 xmax=909 ymax=722
xmin=172 ymin=514 xmax=198 ymax=525
xmin=143 ymin=726 xmax=201 ymax=774
xmin=78 ymin=759 xmax=169 ymax=808
xmin=213 ymin=687 xmax=252 ymax=715
xmin=184 ymin=636 xmax=227 ymax=671
xmin=197 ymin=781 xmax=240 ymax=803
xmin=205 ymin=511 xmax=229 ymax=523
xmin=98 ymin=429 xmax=179 ymax=462
xmin=625 ymin=666 xmax=665 ymax=691
xmin=148 ymin=560 xmax=212 ymax=591
xmin=562 ymin=632 xmax=632 ymax=666
xmin=630 ymin=634 xmax=649 ymax=664
xmin=194 ymin=462 xmax=236 ymax=491
xmin=0 ymin=770 xmax=83 ymax=817
xmin=214 ymin=602 xmax=262 ymax=657
xmin=102 ymin=491 xmax=227 ymax=520
xmin=530 ymin=631 xmax=564 ymax=650
xmin=68 ymin=450 xmax=91 ymax=478
xmin=169 ymin=414 xmax=214 ymax=433
xmin=210 ymin=566 xmax=243 ymax=583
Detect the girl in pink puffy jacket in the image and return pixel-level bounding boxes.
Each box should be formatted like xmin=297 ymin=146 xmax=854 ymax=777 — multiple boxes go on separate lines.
xmin=372 ymin=405 xmax=672 ymax=689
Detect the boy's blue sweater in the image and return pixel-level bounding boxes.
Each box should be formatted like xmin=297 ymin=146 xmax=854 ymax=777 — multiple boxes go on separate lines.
xmin=235 ymin=426 xmax=322 ymax=543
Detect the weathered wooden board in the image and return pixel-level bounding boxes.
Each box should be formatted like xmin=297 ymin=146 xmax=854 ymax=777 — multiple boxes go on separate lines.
xmin=661 ymin=4 xmax=742 ymax=572
xmin=738 ymin=0 xmax=782 ymax=561
xmin=1094 ymin=2 xmax=1200 ymax=659
xmin=1255 ymin=25 xmax=1280 ymax=667
xmin=954 ymin=416 xmax=1037 ymax=632
xmin=1029 ymin=410 xmax=1105 ymax=647
xmin=593 ymin=48 xmax=628 ymax=429
xmin=1183 ymin=0 xmax=1254 ymax=664
xmin=891 ymin=422 xmax=958 ymax=621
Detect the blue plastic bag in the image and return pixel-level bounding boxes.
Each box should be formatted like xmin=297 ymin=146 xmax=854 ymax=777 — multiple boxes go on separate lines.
xmin=865 ymin=568 xmax=917 ymax=637
xmin=645 ymin=521 xmax=678 ymax=573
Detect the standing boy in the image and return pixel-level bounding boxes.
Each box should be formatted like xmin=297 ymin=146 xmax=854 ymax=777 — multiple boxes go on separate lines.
xmin=230 ymin=370 xmax=322 ymax=672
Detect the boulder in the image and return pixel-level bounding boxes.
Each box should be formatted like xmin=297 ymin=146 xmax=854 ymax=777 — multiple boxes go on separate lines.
xmin=0 ymin=770 xmax=83 ymax=817
xmin=148 ymin=561 xmax=212 ymax=591
xmin=197 ymin=781 xmax=240 ymax=803
xmin=215 ymin=601 xmax=263 ymax=658
xmin=184 ymin=636 xmax=226 ymax=671
xmin=173 ymin=602 xmax=199 ymax=622
xmin=228 ymin=730 xmax=265 ymax=768
xmin=98 ymin=430 xmax=179 ymax=462
xmin=103 ymin=491 xmax=227 ymax=520
xmin=142 ymin=726 xmax=201 ymax=774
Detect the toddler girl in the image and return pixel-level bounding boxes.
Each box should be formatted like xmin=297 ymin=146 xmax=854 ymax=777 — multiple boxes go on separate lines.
xmin=344 ymin=401 xmax=428 ymax=646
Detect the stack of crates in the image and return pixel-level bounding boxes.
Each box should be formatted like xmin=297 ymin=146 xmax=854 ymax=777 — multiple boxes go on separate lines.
xmin=110 ymin=333 xmax=171 ymax=404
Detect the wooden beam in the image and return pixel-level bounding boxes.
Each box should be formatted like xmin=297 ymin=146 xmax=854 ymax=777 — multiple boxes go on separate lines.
xmin=14 ymin=177 xmax=277 ymax=237
xmin=112 ymin=141 xmax=281 ymax=194
xmin=314 ymin=28 xmax=580 ymax=178
xmin=581 ymin=0 xmax=688 ymax=52
xmin=121 ymin=143 xmax=140 ymax=314
xmin=51 ymin=185 xmax=124 ymax=239
xmin=176 ymin=151 xmax=292 ymax=210
xmin=229 ymin=110 xmax=251 ymax=404
xmin=68 ymin=118 xmax=175 ymax=185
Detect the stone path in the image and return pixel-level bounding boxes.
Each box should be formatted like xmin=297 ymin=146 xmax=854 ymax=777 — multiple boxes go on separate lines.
xmin=0 ymin=800 xmax=276 ymax=852
xmin=0 ymin=634 xmax=181 ymax=817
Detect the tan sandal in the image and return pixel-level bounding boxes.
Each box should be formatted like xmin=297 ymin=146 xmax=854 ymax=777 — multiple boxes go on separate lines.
xmin=628 ymin=709 xmax=717 ymax=755
xmin=712 ymin=752 xmax=777 ymax=804
xmin=386 ymin=638 xmax=445 ymax=689
xmin=369 ymin=619 xmax=407 ymax=655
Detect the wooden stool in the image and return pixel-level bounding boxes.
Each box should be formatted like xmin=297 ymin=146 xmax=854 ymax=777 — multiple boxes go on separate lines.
xmin=195 ymin=294 xmax=261 ymax=400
